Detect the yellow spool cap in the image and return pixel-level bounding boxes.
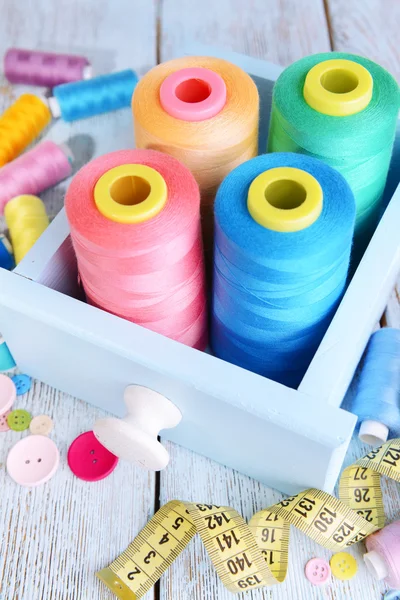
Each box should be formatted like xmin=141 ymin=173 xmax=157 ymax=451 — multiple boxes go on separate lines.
xmin=4 ymin=195 xmax=49 ymax=264
xmin=94 ymin=164 xmax=168 ymax=224
xmin=247 ymin=167 xmax=323 ymax=232
xmin=303 ymin=59 xmax=373 ymax=117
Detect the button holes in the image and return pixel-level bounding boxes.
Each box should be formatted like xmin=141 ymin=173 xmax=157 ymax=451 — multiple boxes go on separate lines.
xmin=37 ymin=458 xmax=42 ymax=463
xmin=315 ymin=565 xmax=319 ymax=570
xmin=90 ymin=449 xmax=95 ymax=455
xmin=25 ymin=460 xmax=30 ymax=464
xmin=313 ymin=571 xmax=317 ymax=576
xmin=92 ymin=459 xmax=98 ymax=464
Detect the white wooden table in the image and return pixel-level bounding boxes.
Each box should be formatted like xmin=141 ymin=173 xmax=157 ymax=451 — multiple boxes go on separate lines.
xmin=0 ymin=1 xmax=399 ymax=599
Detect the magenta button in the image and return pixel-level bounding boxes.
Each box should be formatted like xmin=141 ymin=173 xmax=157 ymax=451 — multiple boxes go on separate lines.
xmin=7 ymin=435 xmax=60 ymax=487
xmin=159 ymin=66 xmax=226 ymax=122
xmin=0 ymin=374 xmax=16 ymax=415
xmin=67 ymin=430 xmax=119 ymax=482
xmin=305 ymin=557 xmax=331 ymax=586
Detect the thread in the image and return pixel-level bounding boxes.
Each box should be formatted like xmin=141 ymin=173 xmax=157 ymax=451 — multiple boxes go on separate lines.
xmin=350 ymin=328 xmax=400 ymax=445
xmin=0 ymin=334 xmax=16 ymax=372
xmin=4 ymin=48 xmax=91 ymax=87
xmin=132 ymin=56 xmax=259 ymax=251
xmin=0 ymin=141 xmax=72 ymax=214
xmin=4 ymin=195 xmax=49 ymax=264
xmin=211 ymin=152 xmax=355 ymax=388
xmin=65 ymin=149 xmax=207 ymax=349
xmin=268 ymin=53 xmax=400 ymax=256
xmin=365 ymin=520 xmax=400 ymax=589
xmin=0 ymin=94 xmax=51 ymax=167
xmin=49 ymin=70 xmax=138 ymax=122
xmin=0 ymin=235 xmax=14 ymax=270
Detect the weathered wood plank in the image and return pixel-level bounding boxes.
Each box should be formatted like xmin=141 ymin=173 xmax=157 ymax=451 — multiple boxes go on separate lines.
xmin=0 ymin=1 xmax=158 ymax=599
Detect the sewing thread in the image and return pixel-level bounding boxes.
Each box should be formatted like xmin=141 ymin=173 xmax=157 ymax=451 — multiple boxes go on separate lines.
xmin=65 ymin=149 xmax=207 ymax=349
xmin=4 ymin=48 xmax=91 ymax=87
xmin=0 ymin=235 xmax=14 ymax=270
xmin=350 ymin=328 xmax=400 ymax=445
xmin=4 ymin=195 xmax=49 ymax=264
xmin=268 ymin=53 xmax=400 ymax=256
xmin=132 ymin=56 xmax=259 ymax=252
xmin=49 ymin=70 xmax=138 ymax=122
xmin=365 ymin=520 xmax=400 ymax=589
xmin=0 ymin=94 xmax=51 ymax=167
xmin=0 ymin=141 xmax=72 ymax=214
xmin=212 ymin=152 xmax=355 ymax=388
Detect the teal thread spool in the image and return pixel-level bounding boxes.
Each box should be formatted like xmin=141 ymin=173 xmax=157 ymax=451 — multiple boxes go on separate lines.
xmin=268 ymin=53 xmax=400 ymax=258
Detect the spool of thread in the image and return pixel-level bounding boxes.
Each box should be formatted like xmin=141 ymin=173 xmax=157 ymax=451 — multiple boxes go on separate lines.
xmin=268 ymin=53 xmax=400 ymax=254
xmin=65 ymin=149 xmax=207 ymax=349
xmin=4 ymin=48 xmax=92 ymax=87
xmin=364 ymin=521 xmax=400 ymax=589
xmin=48 ymin=70 xmax=138 ymax=122
xmin=211 ymin=152 xmax=355 ymax=388
xmin=0 ymin=334 xmax=16 ymax=372
xmin=0 ymin=94 xmax=51 ymax=167
xmin=5 ymin=195 xmax=50 ymax=264
xmin=0 ymin=235 xmax=14 ymax=270
xmin=0 ymin=140 xmax=72 ymax=214
xmin=132 ymin=56 xmax=259 ymax=250
xmin=350 ymin=328 xmax=400 ymax=446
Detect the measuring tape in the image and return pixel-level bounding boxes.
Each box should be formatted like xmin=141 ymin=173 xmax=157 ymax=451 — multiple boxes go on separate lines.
xmin=97 ymin=439 xmax=400 ymax=598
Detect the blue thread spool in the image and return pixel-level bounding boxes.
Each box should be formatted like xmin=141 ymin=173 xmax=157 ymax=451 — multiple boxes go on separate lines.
xmin=211 ymin=152 xmax=355 ymax=388
xmin=0 ymin=334 xmax=16 ymax=371
xmin=48 ymin=69 xmax=138 ymax=122
xmin=0 ymin=234 xmax=14 ymax=270
xmin=351 ymin=328 xmax=400 ymax=445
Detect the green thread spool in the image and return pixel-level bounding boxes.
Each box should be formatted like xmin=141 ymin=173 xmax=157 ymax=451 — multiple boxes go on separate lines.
xmin=268 ymin=52 xmax=400 ymax=258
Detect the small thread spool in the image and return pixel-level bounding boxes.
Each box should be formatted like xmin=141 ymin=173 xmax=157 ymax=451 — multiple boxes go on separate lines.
xmin=351 ymin=328 xmax=400 ymax=446
xmin=65 ymin=149 xmax=208 ymax=349
xmin=4 ymin=48 xmax=92 ymax=87
xmin=211 ymin=152 xmax=355 ymax=388
xmin=132 ymin=56 xmax=259 ymax=251
xmin=0 ymin=334 xmax=16 ymax=372
xmin=0 ymin=94 xmax=51 ymax=167
xmin=364 ymin=521 xmax=400 ymax=589
xmin=5 ymin=195 xmax=49 ymax=264
xmin=0 ymin=235 xmax=14 ymax=270
xmin=268 ymin=53 xmax=400 ymax=255
xmin=48 ymin=70 xmax=138 ymax=122
xmin=0 ymin=141 xmax=72 ymax=214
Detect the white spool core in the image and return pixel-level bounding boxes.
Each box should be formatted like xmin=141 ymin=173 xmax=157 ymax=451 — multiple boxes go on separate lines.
xmin=48 ymin=96 xmax=61 ymax=119
xmin=82 ymin=65 xmax=93 ymax=80
xmin=359 ymin=420 xmax=389 ymax=446
xmin=364 ymin=550 xmax=389 ymax=581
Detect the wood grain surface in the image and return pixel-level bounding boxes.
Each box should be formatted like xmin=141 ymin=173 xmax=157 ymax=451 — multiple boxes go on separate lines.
xmin=0 ymin=1 xmax=399 ymax=599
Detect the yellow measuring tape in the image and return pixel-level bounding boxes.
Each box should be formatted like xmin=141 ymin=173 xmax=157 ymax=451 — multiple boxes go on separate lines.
xmin=97 ymin=439 xmax=400 ymax=598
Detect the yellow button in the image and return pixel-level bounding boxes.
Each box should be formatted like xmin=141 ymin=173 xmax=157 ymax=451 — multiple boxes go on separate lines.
xmin=247 ymin=166 xmax=323 ymax=232
xmin=330 ymin=552 xmax=358 ymax=580
xmin=304 ymin=59 xmax=373 ymax=117
xmin=94 ymin=164 xmax=167 ymax=224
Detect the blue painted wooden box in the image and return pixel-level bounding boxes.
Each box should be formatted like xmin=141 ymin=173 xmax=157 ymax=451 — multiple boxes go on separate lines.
xmin=0 ymin=45 xmax=399 ymax=494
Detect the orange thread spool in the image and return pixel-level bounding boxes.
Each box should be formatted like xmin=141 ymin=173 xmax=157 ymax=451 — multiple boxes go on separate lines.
xmin=132 ymin=56 xmax=259 ymax=252
xmin=0 ymin=94 xmax=51 ymax=167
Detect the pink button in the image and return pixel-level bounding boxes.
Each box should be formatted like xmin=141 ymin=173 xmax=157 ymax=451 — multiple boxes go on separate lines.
xmin=6 ymin=435 xmax=60 ymax=487
xmin=305 ymin=557 xmax=331 ymax=586
xmin=0 ymin=410 xmax=11 ymax=432
xmin=159 ymin=67 xmax=227 ymax=122
xmin=0 ymin=374 xmax=16 ymax=415
xmin=67 ymin=431 xmax=118 ymax=481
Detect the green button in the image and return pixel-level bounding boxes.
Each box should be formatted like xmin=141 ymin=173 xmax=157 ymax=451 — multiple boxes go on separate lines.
xmin=7 ymin=409 xmax=32 ymax=432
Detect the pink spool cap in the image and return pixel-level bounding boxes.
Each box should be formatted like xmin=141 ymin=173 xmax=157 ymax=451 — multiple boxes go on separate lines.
xmin=159 ymin=67 xmax=227 ymax=121
xmin=365 ymin=520 xmax=400 ymax=589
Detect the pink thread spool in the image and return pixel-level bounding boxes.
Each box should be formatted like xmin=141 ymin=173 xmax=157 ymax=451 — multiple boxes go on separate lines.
xmin=65 ymin=149 xmax=208 ymax=350
xmin=364 ymin=521 xmax=400 ymax=589
xmin=4 ymin=48 xmax=92 ymax=88
xmin=0 ymin=141 xmax=73 ymax=215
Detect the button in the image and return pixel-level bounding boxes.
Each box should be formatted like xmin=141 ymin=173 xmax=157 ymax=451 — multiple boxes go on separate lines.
xmin=0 ymin=374 xmax=16 ymax=415
xmin=6 ymin=435 xmax=60 ymax=487
xmin=7 ymin=409 xmax=32 ymax=431
xmin=384 ymin=591 xmax=400 ymax=600
xmin=305 ymin=557 xmax=331 ymax=585
xmin=0 ymin=410 xmax=11 ymax=432
xmin=68 ymin=431 xmax=119 ymax=482
xmin=11 ymin=374 xmax=32 ymax=395
xmin=330 ymin=552 xmax=358 ymax=580
xmin=30 ymin=415 xmax=54 ymax=436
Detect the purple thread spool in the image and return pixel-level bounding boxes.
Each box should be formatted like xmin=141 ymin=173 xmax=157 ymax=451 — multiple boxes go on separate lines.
xmin=4 ymin=48 xmax=92 ymax=88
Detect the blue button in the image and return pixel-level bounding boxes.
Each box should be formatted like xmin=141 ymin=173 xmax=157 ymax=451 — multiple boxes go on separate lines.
xmin=11 ymin=374 xmax=32 ymax=395
xmin=384 ymin=591 xmax=400 ymax=600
